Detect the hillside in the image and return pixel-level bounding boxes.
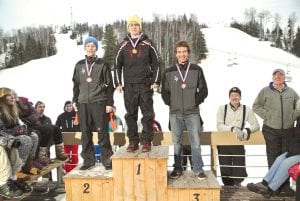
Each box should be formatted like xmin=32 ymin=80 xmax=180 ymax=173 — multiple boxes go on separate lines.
xmin=0 ymin=27 xmax=300 ymax=131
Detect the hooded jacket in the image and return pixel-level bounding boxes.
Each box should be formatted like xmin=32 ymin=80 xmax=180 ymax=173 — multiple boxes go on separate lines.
xmin=114 ymin=33 xmax=160 ymax=85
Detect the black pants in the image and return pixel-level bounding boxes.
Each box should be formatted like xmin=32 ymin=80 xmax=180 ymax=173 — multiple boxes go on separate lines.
xmin=124 ymin=83 xmax=154 ymax=144
xmin=79 ymin=101 xmax=113 ymax=166
xmin=262 ymin=124 xmax=293 ymax=168
xmin=262 ymin=124 xmax=294 ymax=192
xmin=31 ymin=125 xmax=52 ymax=147
xmin=217 ymin=145 xmax=247 ymax=186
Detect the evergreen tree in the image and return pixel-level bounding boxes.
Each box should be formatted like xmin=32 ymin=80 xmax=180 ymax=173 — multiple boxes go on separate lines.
xmin=18 ymin=43 xmax=25 ymax=64
xmin=6 ymin=44 xmax=19 ymax=67
xmin=102 ymin=24 xmax=118 ymax=68
xmin=291 ymin=27 xmax=300 ymax=57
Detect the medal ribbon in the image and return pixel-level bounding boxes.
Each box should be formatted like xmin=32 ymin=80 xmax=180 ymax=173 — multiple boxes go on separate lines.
xmin=176 ymin=62 xmax=191 ymax=83
xmin=85 ymin=60 xmax=96 ymax=77
xmin=127 ymin=33 xmax=143 ymax=49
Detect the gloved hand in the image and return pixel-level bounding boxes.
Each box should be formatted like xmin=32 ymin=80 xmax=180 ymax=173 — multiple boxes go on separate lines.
xmin=233 ymin=127 xmax=244 ymax=141
xmin=242 ymin=129 xmax=249 ymax=140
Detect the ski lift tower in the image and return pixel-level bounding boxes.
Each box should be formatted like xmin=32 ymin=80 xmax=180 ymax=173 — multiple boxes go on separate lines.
xmin=285 ymin=63 xmax=292 ymax=82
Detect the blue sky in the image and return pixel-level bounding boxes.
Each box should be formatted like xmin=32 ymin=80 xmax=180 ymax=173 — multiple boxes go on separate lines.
xmin=0 ymin=0 xmax=299 ymax=31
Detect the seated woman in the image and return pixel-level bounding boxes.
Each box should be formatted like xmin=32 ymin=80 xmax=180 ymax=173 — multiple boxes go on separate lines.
xmin=247 ymin=137 xmax=300 ymax=198
xmin=0 ymin=88 xmax=34 ymax=193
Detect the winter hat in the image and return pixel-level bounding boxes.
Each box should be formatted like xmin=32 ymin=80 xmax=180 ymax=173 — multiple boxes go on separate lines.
xmin=229 ymin=87 xmax=241 ymax=97
xmin=272 ymin=68 xmax=285 ymax=76
xmin=64 ymin=100 xmax=72 ymax=111
xmin=84 ymin=36 xmax=98 ymax=50
xmin=0 ymin=87 xmax=11 ymax=98
xmin=127 ymin=15 xmax=142 ymax=30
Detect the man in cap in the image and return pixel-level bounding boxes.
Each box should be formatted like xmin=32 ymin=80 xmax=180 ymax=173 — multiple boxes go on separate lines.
xmin=114 ymin=15 xmax=161 ymax=153
xmin=72 ymin=36 xmax=114 ymax=170
xmin=253 ymin=68 xmax=300 ymax=194
xmin=216 ymin=87 xmax=260 ymax=186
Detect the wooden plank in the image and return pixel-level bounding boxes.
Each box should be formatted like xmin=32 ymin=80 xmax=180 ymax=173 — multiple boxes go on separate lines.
xmin=178 ymin=189 xmax=190 ymax=201
xmin=112 ymin=159 xmax=124 ymax=201
xmin=134 ymin=159 xmax=146 ymax=201
xmin=64 ymin=177 xmax=72 ymax=201
xmin=145 ymin=159 xmax=156 ymax=201
xmin=211 ymin=131 xmax=265 ymax=145
xmin=123 ymin=159 xmax=134 ymax=201
xmin=26 ymin=160 xmax=64 ymax=183
xmin=156 ymin=158 xmax=167 ymax=201
xmin=167 ymin=188 xmax=178 ymax=201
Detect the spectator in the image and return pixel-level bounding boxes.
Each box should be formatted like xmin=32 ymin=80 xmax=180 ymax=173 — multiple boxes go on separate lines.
xmin=216 ymin=87 xmax=260 ymax=186
xmin=56 ymin=101 xmax=80 ymax=173
xmin=253 ymin=68 xmax=300 ymax=193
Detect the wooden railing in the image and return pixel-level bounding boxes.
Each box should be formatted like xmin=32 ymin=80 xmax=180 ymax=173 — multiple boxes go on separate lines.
xmin=62 ymin=131 xmax=266 ymax=175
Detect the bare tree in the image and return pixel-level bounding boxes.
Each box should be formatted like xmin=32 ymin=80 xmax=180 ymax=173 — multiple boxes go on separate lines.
xmin=287 ymin=12 xmax=297 ymax=50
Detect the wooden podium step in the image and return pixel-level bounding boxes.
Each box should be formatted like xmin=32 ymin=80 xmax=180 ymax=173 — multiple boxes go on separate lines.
xmin=168 ymin=171 xmax=221 ymax=201
xmin=64 ymin=164 xmax=113 ymax=201
xmin=111 ymin=146 xmax=169 ymax=201
xmin=64 ymin=145 xmax=221 ymax=201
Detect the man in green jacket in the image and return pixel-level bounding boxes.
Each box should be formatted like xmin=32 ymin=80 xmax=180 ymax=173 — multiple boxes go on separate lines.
xmin=253 ymin=68 xmax=300 ymax=195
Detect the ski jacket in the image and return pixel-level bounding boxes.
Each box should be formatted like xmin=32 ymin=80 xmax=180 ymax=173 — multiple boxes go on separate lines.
xmin=216 ymin=103 xmax=260 ymax=133
xmin=55 ymin=110 xmax=79 ymax=132
xmin=161 ymin=62 xmax=208 ymax=115
xmin=72 ymin=56 xmax=114 ymax=106
xmin=39 ymin=115 xmax=52 ymax=126
xmin=114 ymin=33 xmax=160 ymax=85
xmin=253 ymin=82 xmax=300 ymax=129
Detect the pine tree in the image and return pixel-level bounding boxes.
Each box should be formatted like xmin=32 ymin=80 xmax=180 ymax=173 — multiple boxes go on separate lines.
xmin=292 ymin=27 xmax=300 ymax=57
xmin=102 ymin=24 xmax=118 ymax=68
xmin=18 ymin=43 xmax=25 ymax=64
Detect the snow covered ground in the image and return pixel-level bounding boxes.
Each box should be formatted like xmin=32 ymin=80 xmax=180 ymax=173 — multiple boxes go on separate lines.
xmin=1 ymin=27 xmax=300 ymax=189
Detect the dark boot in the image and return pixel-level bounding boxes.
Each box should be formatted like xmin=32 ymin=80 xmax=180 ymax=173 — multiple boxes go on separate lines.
xmin=55 ymin=143 xmax=68 ymax=161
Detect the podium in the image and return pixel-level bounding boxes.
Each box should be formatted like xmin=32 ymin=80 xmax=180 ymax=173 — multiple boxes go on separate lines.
xmin=64 ymin=146 xmax=220 ymax=201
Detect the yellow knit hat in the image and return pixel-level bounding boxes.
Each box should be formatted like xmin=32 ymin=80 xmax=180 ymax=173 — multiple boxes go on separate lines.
xmin=127 ymin=15 xmax=142 ymax=30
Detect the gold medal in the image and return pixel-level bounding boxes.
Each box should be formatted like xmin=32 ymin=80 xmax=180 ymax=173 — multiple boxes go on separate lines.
xmin=181 ymin=83 xmax=186 ymax=89
xmin=132 ymin=48 xmax=137 ymax=54
xmin=87 ymin=77 xmax=92 ymax=82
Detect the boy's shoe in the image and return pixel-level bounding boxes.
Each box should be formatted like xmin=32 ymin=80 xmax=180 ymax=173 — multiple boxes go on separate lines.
xmin=126 ymin=143 xmax=139 ymax=152
xmin=0 ymin=183 xmax=22 ymax=198
xmin=170 ymin=169 xmax=183 ymax=179
xmin=13 ymin=179 xmax=32 ymax=193
xmin=197 ymin=172 xmax=207 ymax=180
xmin=142 ymin=143 xmax=151 ymax=153
xmin=79 ymin=163 xmax=95 ymax=170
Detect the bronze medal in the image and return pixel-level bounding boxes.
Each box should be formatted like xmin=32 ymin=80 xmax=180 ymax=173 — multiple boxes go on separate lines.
xmin=87 ymin=77 xmax=92 ymax=82
xmin=181 ymin=83 xmax=186 ymax=89
xmin=132 ymin=48 xmax=137 ymax=54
